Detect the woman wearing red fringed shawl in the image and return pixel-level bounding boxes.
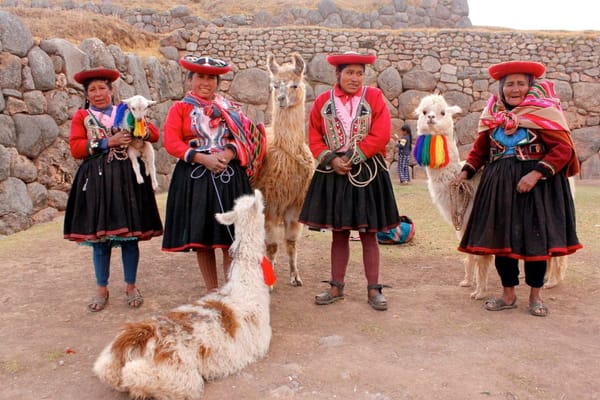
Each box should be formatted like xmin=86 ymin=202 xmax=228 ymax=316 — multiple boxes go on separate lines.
xmin=162 ymin=55 xmax=266 ymax=293
xmin=456 ymin=61 xmax=582 ymax=317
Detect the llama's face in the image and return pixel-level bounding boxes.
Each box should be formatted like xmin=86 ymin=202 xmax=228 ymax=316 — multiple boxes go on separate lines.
xmin=123 ymin=95 xmax=156 ymax=121
xmin=415 ymin=95 xmax=461 ymax=137
xmin=267 ymin=53 xmax=306 ymax=109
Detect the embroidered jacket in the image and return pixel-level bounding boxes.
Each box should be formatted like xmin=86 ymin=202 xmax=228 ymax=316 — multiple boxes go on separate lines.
xmin=308 ymin=85 xmax=391 ymax=166
xmin=463 ymin=126 xmax=576 ymax=178
xmin=163 ymin=94 xmax=239 ymax=162
xmin=69 ymin=107 xmax=159 ymax=160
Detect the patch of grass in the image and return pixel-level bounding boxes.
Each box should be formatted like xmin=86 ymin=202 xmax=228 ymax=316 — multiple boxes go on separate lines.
xmin=1 ymin=359 xmax=24 ymax=374
xmin=44 ymin=350 xmax=65 ymax=362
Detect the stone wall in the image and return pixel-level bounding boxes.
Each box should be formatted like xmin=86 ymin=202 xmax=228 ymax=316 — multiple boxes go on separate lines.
xmin=1 ymin=10 xmax=599 ymax=236
xmin=0 ymin=0 xmax=472 ymax=32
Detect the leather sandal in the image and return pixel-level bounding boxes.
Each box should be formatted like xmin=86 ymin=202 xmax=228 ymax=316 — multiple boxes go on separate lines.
xmin=126 ymin=288 xmax=144 ymax=308
xmin=367 ymin=284 xmax=390 ymax=311
xmin=315 ymin=280 xmax=344 ymax=305
xmin=88 ymin=291 xmax=109 ymax=312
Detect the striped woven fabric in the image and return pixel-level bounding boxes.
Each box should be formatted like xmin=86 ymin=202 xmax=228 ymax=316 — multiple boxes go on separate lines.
xmin=478 ymin=79 xmax=569 ymax=134
xmin=413 ymin=134 xmax=450 ymax=168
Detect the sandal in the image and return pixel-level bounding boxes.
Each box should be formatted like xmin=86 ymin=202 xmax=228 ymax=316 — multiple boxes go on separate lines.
xmin=88 ymin=291 xmax=109 ymax=312
xmin=315 ymin=281 xmax=344 ymax=305
xmin=529 ymin=299 xmax=548 ymax=317
xmin=126 ymin=288 xmax=144 ymax=308
xmin=484 ymin=296 xmax=517 ymax=311
xmin=367 ymin=284 xmax=390 ymax=311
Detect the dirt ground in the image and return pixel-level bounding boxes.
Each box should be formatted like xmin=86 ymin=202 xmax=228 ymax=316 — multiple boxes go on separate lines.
xmin=1 ymin=178 xmax=599 ymax=400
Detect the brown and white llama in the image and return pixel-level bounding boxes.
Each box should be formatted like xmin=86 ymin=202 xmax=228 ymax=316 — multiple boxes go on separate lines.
xmin=93 ymin=189 xmax=271 ymax=400
xmin=252 ymin=52 xmax=314 ymax=286
xmin=415 ymin=94 xmax=568 ymax=299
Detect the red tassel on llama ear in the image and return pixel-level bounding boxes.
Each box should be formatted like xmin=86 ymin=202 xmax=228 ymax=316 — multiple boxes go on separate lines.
xmin=261 ymin=256 xmax=276 ymax=287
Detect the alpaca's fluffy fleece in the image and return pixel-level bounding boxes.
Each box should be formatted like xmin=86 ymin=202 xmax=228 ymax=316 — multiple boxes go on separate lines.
xmin=251 ymin=52 xmax=313 ymax=287
xmin=416 ymin=94 xmax=568 ymax=298
xmin=94 ymin=190 xmax=271 ymax=400
xmin=416 ymin=94 xmax=493 ymax=299
xmin=122 ymin=95 xmax=158 ymax=190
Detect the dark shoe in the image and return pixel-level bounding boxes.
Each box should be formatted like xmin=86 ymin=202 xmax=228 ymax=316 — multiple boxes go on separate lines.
xmin=484 ymin=296 xmax=517 ymax=311
xmin=367 ymin=284 xmax=390 ymax=311
xmin=315 ymin=280 xmax=344 ymax=305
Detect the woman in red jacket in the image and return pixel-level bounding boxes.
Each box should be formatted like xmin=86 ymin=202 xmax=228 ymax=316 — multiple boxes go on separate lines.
xmin=161 ymin=55 xmax=264 ymax=293
xmin=299 ymin=52 xmax=400 ymax=311
xmin=63 ymin=67 xmax=163 ymax=312
xmin=456 ymin=61 xmax=582 ymax=317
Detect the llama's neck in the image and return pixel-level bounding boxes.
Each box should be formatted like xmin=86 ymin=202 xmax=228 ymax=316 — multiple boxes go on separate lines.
xmin=270 ymin=102 xmax=306 ymax=149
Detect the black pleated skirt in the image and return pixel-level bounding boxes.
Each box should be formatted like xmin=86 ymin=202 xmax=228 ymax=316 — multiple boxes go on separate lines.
xmin=63 ymin=154 xmax=163 ymax=243
xmin=162 ymin=159 xmax=252 ymax=251
xmin=458 ymin=157 xmax=582 ymax=260
xmin=299 ymin=154 xmax=400 ymax=232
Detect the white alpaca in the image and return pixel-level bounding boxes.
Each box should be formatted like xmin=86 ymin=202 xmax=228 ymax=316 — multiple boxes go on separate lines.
xmin=415 ymin=94 xmax=568 ymax=298
xmin=121 ymin=95 xmax=159 ymax=190
xmin=414 ymin=94 xmax=493 ymax=300
xmin=93 ymin=189 xmax=271 ymax=400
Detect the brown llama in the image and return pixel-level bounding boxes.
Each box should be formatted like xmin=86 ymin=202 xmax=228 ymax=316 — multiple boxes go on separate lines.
xmin=252 ymin=52 xmax=314 ymax=286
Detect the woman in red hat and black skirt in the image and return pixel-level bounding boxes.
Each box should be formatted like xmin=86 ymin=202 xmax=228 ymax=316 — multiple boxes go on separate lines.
xmin=161 ymin=55 xmax=265 ymax=293
xmin=299 ymin=52 xmax=400 ymax=311
xmin=63 ymin=67 xmax=163 ymax=312
xmin=456 ymin=61 xmax=582 ymax=317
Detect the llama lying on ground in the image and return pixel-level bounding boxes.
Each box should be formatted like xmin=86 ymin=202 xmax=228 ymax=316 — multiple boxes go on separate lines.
xmin=414 ymin=94 xmax=568 ymax=299
xmin=94 ymin=189 xmax=271 ymax=400
xmin=252 ymin=52 xmax=314 ymax=286
xmin=116 ymin=95 xmax=159 ymax=190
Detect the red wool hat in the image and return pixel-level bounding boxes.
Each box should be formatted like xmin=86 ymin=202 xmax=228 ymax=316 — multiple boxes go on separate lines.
xmin=327 ymin=51 xmax=377 ymax=66
xmin=179 ymin=55 xmax=232 ymax=75
xmin=73 ymin=67 xmax=120 ymax=84
xmin=488 ymin=61 xmax=546 ymax=80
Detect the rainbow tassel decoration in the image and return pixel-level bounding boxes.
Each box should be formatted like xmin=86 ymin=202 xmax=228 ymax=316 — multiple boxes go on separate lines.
xmin=133 ymin=118 xmax=146 ymax=137
xmin=413 ymin=134 xmax=450 ymax=168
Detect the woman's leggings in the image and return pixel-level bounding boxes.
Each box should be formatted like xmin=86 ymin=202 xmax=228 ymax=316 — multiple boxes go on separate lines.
xmin=331 ymin=230 xmax=380 ymax=286
xmin=494 ymin=256 xmax=546 ymax=288
xmin=92 ymin=240 xmax=140 ymax=286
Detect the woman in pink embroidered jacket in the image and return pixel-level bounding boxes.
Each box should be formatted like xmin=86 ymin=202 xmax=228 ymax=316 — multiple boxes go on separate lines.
xmin=161 ymin=55 xmax=265 ymax=293
xmin=63 ymin=67 xmax=163 ymax=312
xmin=455 ymin=61 xmax=582 ymax=317
xmin=299 ymin=52 xmax=400 ymax=311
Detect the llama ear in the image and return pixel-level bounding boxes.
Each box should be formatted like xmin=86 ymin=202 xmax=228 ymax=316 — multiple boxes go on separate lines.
xmin=147 ymin=100 xmax=157 ymax=107
xmin=267 ymin=54 xmax=278 ymax=75
xmin=215 ymin=210 xmax=236 ymax=226
xmin=292 ymin=53 xmax=305 ymax=75
xmin=447 ymin=105 xmax=462 ymax=115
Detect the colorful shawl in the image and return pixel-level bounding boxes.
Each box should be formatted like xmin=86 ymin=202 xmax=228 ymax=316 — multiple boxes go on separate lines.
xmin=183 ymin=93 xmax=266 ymax=184
xmin=413 ymin=134 xmax=450 ymax=168
xmin=478 ymin=79 xmax=579 ymax=176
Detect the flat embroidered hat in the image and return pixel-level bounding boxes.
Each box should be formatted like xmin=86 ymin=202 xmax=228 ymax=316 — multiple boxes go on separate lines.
xmin=179 ymin=55 xmax=232 ymax=75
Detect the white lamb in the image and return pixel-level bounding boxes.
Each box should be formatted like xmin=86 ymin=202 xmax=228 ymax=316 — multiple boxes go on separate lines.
xmin=93 ymin=189 xmax=272 ymax=400
xmin=121 ymin=95 xmax=159 ymax=190
xmin=415 ymin=94 xmax=568 ymax=299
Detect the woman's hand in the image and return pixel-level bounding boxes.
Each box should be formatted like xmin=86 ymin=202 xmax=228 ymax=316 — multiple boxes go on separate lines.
xmin=516 ymin=170 xmax=543 ymax=193
xmin=331 ymin=156 xmax=351 ymax=175
xmin=194 ymin=152 xmax=230 ymax=174
xmin=455 ymin=170 xmax=468 ymax=186
xmin=108 ymin=130 xmax=132 ymax=147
